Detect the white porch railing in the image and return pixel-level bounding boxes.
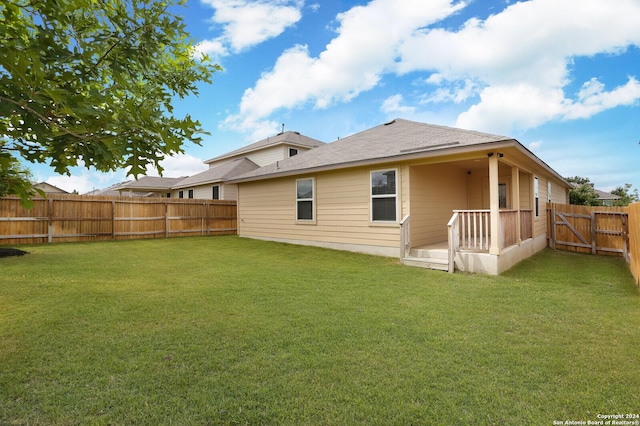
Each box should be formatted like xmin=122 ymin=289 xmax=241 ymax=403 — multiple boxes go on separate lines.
xmin=453 ymin=210 xmax=491 ymax=250
xmin=399 ymin=214 xmax=410 ymax=258
xmin=448 ymin=210 xmax=491 ymax=273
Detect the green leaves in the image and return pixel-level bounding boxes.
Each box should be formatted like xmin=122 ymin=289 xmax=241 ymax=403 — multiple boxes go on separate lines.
xmin=0 ymin=0 xmax=219 ymax=205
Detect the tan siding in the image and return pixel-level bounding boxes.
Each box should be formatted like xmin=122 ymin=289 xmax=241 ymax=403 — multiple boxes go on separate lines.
xmin=194 ymin=185 xmax=211 ymax=200
xmin=519 ymin=171 xmax=531 ymax=209
xmin=238 ymin=167 xmax=401 ymax=249
xmin=531 ymin=174 xmax=569 ymax=238
xmin=246 ymin=146 xmax=287 ymax=167
xmin=409 ymin=164 xmax=468 ymax=246
xmin=222 ymin=184 xmax=238 ymax=200
xmin=467 ymin=170 xmax=484 ymax=209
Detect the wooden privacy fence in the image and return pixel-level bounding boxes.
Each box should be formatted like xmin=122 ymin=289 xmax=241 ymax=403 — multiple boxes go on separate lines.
xmin=629 ymin=203 xmax=640 ymax=286
xmin=0 ymin=194 xmax=237 ymax=245
xmin=547 ymin=203 xmax=629 ymax=259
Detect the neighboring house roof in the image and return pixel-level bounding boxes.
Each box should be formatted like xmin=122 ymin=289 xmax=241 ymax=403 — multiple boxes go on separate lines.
xmin=172 ymin=158 xmax=260 ymax=189
xmin=204 ymin=130 xmax=325 ymax=165
xmin=85 ymin=181 xmax=132 ymax=196
xmin=594 ymin=189 xmax=621 ymax=201
xmin=33 ymin=182 xmax=69 ymax=194
xmin=569 ymin=183 xmax=621 ymax=201
xmin=118 ymin=176 xmax=186 ymax=192
xmin=228 ymin=118 xmax=569 ymax=185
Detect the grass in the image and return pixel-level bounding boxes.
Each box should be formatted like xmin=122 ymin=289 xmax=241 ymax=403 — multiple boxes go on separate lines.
xmin=0 ymin=236 xmax=638 ymax=425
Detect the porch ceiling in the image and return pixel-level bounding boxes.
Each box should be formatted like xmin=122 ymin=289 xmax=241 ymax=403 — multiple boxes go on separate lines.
xmin=408 ymin=145 xmax=538 ymax=175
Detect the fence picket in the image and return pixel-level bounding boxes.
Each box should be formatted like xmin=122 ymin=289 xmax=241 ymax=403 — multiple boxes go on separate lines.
xmin=0 ymin=194 xmax=237 ymax=245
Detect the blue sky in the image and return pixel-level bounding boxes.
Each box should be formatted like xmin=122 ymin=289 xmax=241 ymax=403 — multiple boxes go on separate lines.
xmin=37 ymin=0 xmax=640 ymax=194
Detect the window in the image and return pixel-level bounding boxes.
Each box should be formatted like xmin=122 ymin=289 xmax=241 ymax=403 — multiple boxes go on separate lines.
xmin=499 ymin=183 xmax=507 ymax=209
xmin=179 ymin=190 xmax=184 ymax=199
xmin=371 ymin=169 xmax=397 ymax=222
xmin=289 ymin=148 xmax=298 ymax=157
xmin=188 ymin=189 xmax=194 ymax=199
xmin=296 ymin=178 xmax=314 ymax=221
xmin=166 ymin=193 xmax=171 ymax=198
xmin=534 ymin=177 xmax=539 ymax=217
xmin=212 ymin=185 xmax=220 ymax=200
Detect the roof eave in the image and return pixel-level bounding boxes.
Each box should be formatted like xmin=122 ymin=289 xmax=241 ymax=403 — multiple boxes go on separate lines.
xmin=172 ymin=179 xmax=223 ymax=190
xmin=227 ymin=140 xmax=513 ymax=183
xmin=228 ymin=139 xmax=571 ymax=187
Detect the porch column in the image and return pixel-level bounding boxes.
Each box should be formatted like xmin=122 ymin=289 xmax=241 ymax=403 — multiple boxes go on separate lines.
xmin=489 ymin=154 xmax=500 ymax=255
xmin=512 ymin=166 xmax=521 ymax=244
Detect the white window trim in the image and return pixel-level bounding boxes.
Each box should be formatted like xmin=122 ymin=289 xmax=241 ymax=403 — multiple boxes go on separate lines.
xmin=547 ymin=181 xmax=552 ymax=204
xmin=296 ymin=177 xmax=315 ymax=223
xmin=534 ymin=176 xmax=539 ymax=217
xmin=370 ymin=168 xmax=398 ymax=223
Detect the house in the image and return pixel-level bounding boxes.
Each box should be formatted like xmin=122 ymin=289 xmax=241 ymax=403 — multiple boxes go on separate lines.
xmin=177 ymin=130 xmax=325 ymax=200
xmin=33 ymin=182 xmax=69 ymax=194
xmin=117 ymin=176 xmax=186 ymax=198
xmin=594 ymin=188 xmax=621 ymax=206
xmin=228 ymin=118 xmax=572 ymax=275
xmin=113 ymin=130 xmax=325 ymax=200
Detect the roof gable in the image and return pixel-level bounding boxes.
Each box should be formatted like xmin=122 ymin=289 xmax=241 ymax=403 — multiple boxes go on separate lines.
xmin=205 ymin=131 xmax=325 ymax=165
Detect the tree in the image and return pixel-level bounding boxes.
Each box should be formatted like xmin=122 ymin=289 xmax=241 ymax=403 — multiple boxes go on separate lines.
xmin=611 ymin=183 xmax=639 ymax=206
xmin=566 ymin=176 xmax=602 ymax=206
xmin=0 ymin=0 xmax=220 ymax=207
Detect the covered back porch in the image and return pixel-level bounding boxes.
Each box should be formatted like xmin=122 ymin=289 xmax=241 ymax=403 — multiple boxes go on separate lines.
xmin=400 ymin=149 xmax=540 ymax=274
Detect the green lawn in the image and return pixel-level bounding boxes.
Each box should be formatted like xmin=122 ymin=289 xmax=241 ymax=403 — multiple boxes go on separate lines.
xmin=1 ymin=236 xmax=638 ymax=425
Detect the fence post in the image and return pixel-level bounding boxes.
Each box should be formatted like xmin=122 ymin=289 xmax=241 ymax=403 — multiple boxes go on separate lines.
xmin=111 ymin=201 xmax=116 ymax=240
xmin=550 ymin=205 xmax=556 ymax=249
xmin=622 ymin=213 xmax=629 ymax=262
xmin=47 ymin=198 xmax=53 ymax=243
xmin=591 ymin=212 xmax=597 ymax=254
xmin=164 ymin=201 xmax=169 ymax=238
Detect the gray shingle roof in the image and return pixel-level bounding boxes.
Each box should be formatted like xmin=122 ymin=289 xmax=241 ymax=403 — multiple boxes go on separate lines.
xmin=204 ymin=131 xmax=325 ymax=164
xmin=119 ymin=176 xmax=186 ymax=191
xmin=172 ymin=158 xmax=259 ymax=188
xmin=229 ymin=119 xmax=512 ymax=182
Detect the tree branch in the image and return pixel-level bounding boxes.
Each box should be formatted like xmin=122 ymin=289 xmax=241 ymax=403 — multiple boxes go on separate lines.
xmin=0 ymin=95 xmax=88 ymax=140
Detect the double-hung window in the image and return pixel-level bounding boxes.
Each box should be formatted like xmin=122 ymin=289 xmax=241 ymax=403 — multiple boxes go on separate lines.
xmin=296 ymin=178 xmax=314 ymax=221
xmin=371 ymin=169 xmax=397 ymax=222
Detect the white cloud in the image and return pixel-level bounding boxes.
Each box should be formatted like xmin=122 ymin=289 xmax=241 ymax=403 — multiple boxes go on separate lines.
xmin=193 ymin=39 xmax=227 ymax=58
xmin=45 ymin=170 xmax=126 ymax=194
xmin=197 ymin=0 xmax=303 ymax=57
xmin=142 ymin=153 xmax=208 ymax=177
xmin=381 ymin=94 xmax=416 ymax=114
xmin=421 ymin=78 xmax=480 ymax=104
xmin=224 ymin=0 xmax=465 ymax=135
xmin=456 ymin=84 xmax=568 ymax=133
xmin=397 ymin=0 xmax=640 ymax=133
xmin=529 ymin=141 xmax=542 ymax=151
xmin=564 ymin=77 xmax=640 ymax=120
xmin=224 ymin=0 xmax=640 ymax=137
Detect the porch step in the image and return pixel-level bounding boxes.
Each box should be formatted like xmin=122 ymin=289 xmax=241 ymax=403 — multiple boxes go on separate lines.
xmin=402 ymin=256 xmax=449 ymax=271
xmin=409 ymin=248 xmax=448 ymax=260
